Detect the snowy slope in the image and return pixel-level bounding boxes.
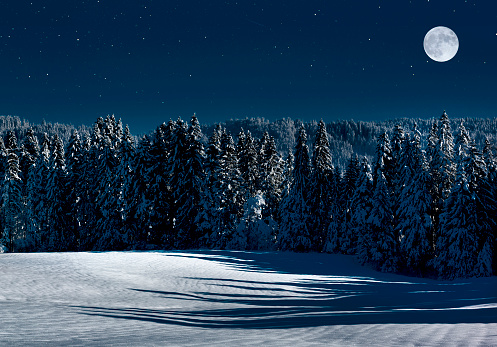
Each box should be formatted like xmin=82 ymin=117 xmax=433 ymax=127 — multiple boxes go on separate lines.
xmin=1 ymin=251 xmax=496 ymax=346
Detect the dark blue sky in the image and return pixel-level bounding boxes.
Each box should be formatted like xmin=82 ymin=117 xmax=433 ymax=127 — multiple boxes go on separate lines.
xmin=0 ymin=1 xmax=496 ymax=134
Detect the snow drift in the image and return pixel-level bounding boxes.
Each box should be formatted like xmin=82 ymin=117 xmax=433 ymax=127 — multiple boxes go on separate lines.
xmin=1 ymin=251 xmax=496 ymax=346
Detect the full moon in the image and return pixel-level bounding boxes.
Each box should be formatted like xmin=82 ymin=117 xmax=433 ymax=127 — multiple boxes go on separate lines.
xmin=423 ymin=26 xmax=459 ymax=62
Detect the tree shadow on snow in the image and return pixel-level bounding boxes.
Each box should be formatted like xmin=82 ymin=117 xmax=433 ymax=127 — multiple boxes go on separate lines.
xmin=74 ymin=250 xmax=497 ymax=328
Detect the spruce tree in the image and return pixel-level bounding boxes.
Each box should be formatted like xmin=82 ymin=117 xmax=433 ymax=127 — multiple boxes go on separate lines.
xmin=352 ymin=157 xmax=373 ymax=263
xmin=369 ymin=165 xmax=398 ymax=272
xmin=44 ymin=134 xmax=68 ymax=251
xmin=5 ymin=130 xmax=19 ymax=153
xmin=237 ymin=130 xmax=259 ymax=200
xmin=174 ymin=114 xmax=206 ymax=249
xmin=464 ymin=140 xmax=493 ymax=277
xmin=129 ymin=135 xmax=154 ymax=247
xmin=20 ymin=128 xmax=39 ymax=182
xmin=309 ymin=120 xmax=334 ymax=251
xmin=214 ymin=130 xmax=242 ymax=248
xmin=437 ymin=131 xmax=492 ymax=278
xmin=390 ymin=125 xmax=406 ymax=236
xmin=259 ymin=133 xmax=284 ymax=222
xmin=431 ymin=111 xmax=456 ymax=248
xmin=482 ymin=138 xmax=497 ymax=274
xmin=24 ymin=161 xmax=39 ymax=251
xmin=94 ymin=130 xmax=123 ymax=251
xmin=19 ymin=128 xmax=40 ymax=249
xmin=1 ymin=151 xmax=23 ymax=252
xmin=64 ymin=130 xmax=83 ymax=250
xmin=231 ymin=194 xmax=275 ymax=250
xmin=198 ymin=125 xmax=223 ymax=247
xmin=339 ymin=154 xmax=360 ymax=254
xmin=118 ymin=125 xmax=136 ymax=247
xmin=368 ymin=133 xmax=398 ymax=272
xmin=147 ymin=123 xmax=173 ymax=247
xmin=373 ymin=132 xmax=393 ymax=187
xmin=454 ymin=121 xmax=470 ymax=158
xmin=79 ymin=122 xmax=106 ymax=249
xmin=437 ymin=167 xmax=479 ymax=279
xmin=425 ymin=121 xmax=440 ymax=248
xmin=33 ymin=134 xmax=51 ymax=249
xmin=278 ymin=151 xmax=294 ymax=220
xmin=75 ymin=133 xmax=95 ymax=250
xmin=396 ymin=128 xmax=433 ymax=275
xmin=278 ymin=126 xmax=312 ymax=252
xmin=435 ymin=112 xmax=456 ymax=200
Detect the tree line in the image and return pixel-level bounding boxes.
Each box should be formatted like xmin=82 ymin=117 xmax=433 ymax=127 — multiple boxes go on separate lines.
xmin=0 ymin=111 xmax=495 ymax=279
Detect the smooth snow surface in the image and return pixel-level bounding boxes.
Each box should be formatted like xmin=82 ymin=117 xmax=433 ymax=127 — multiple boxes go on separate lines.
xmin=1 ymin=251 xmax=496 ymax=346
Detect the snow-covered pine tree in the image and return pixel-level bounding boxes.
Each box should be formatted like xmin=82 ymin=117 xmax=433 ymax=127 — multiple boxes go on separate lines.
xmin=390 ymin=124 xmax=406 ymax=190
xmin=5 ymin=130 xmax=19 ymax=153
xmin=147 ymin=123 xmax=173 ymax=247
xmin=1 ymin=151 xmax=23 ymax=252
xmin=64 ymin=130 xmax=83 ymax=251
xmin=278 ymin=126 xmax=312 ymax=252
xmin=390 ymin=125 xmax=406 ymax=236
xmin=464 ymin=140 xmax=493 ymax=277
xmin=352 ymin=157 xmax=373 ymax=264
xmin=198 ymin=125 xmax=223 ymax=247
xmin=342 ymin=155 xmax=360 ymax=207
xmin=129 ymin=135 xmax=154 ymax=247
xmin=454 ymin=121 xmax=471 ymax=158
xmin=339 ymin=154 xmax=360 ymax=254
xmin=20 ymin=128 xmax=39 ymax=182
xmin=18 ymin=128 xmax=40 ymax=250
xmin=118 ymin=125 xmax=136 ymax=247
xmin=396 ymin=127 xmax=433 ymax=276
xmin=74 ymin=133 xmax=94 ymax=251
xmin=77 ymin=121 xmax=106 ymax=250
xmin=4 ymin=131 xmax=21 ymax=221
xmin=309 ymin=120 xmax=334 ymax=252
xmin=174 ymin=114 xmax=206 ymax=249
xmin=215 ymin=130 xmax=242 ymax=248
xmin=115 ymin=117 xmax=124 ymax=143
xmin=205 ymin=124 xmax=223 ymax=187
xmin=24 ymin=159 xmax=39 ymax=251
xmin=430 ymin=111 xmax=456 ymax=251
xmin=436 ymin=125 xmax=493 ymax=279
xmin=0 ymin=137 xmax=7 ymax=178
xmin=325 ymin=203 xmax=343 ymax=253
xmin=436 ymin=165 xmax=479 ymax=279
xmin=44 ymin=134 xmax=68 ymax=251
xmin=277 ymin=151 xmax=294 ymax=221
xmin=33 ymin=134 xmax=51 ymax=250
xmin=167 ymin=117 xmax=188 ymax=229
xmin=94 ymin=128 xmax=124 ymax=251
xmin=425 ymin=121 xmax=439 ymax=167
xmin=391 ymin=124 xmax=406 ymax=166
xmin=324 ymin=165 xmax=343 ymax=253
xmin=482 ymin=138 xmax=497 ymax=274
xmin=259 ymin=132 xmax=284 ymax=223
xmin=373 ymin=132 xmax=393 ymax=187
xmin=0 ymin=138 xmax=6 ymax=245
xmin=231 ymin=194 xmax=276 ymax=250
xmin=425 ymin=120 xmax=440 ymax=249
xmin=237 ymin=130 xmax=259 ymax=200
xmin=367 ymin=133 xmax=398 ymax=272
xmin=368 ymin=165 xmax=398 ymax=272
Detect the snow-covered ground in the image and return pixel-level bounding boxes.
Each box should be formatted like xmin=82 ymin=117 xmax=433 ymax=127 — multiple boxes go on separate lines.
xmin=1 ymin=251 xmax=496 ymax=346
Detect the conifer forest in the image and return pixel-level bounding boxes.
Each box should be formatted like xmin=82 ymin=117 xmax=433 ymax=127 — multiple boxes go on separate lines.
xmin=0 ymin=111 xmax=496 ymax=280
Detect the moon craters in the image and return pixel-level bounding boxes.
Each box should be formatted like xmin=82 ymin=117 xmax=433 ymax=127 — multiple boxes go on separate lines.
xmin=423 ymin=26 xmax=459 ymax=62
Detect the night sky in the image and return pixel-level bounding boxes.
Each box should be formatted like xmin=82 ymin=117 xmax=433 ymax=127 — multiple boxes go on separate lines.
xmin=0 ymin=1 xmax=496 ymax=134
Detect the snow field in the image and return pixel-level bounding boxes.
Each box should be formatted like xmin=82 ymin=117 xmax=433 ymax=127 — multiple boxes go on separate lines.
xmin=1 ymin=251 xmax=496 ymax=346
